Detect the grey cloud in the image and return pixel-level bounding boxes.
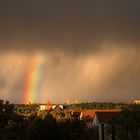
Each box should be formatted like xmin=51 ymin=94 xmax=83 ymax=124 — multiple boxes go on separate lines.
xmin=0 ymin=1 xmax=140 ymax=103
xmin=0 ymin=0 xmax=140 ymax=53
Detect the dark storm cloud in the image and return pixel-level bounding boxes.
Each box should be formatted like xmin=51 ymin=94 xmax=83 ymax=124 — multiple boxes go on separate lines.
xmin=0 ymin=0 xmax=140 ymax=53
xmin=0 ymin=0 xmax=140 ymax=103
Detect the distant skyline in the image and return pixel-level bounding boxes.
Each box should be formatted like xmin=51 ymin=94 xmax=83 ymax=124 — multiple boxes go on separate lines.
xmin=0 ymin=0 xmax=140 ymax=103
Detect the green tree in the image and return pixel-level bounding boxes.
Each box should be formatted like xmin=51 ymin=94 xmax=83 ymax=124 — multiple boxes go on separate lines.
xmin=107 ymin=104 xmax=140 ymax=140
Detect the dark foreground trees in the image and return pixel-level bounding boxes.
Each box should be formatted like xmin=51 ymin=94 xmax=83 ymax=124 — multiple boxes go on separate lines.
xmin=1 ymin=100 xmax=140 ymax=140
xmin=0 ymin=114 xmax=90 ymax=140
xmin=107 ymin=104 xmax=140 ymax=140
xmin=27 ymin=115 xmax=89 ymax=140
xmin=0 ymin=101 xmax=91 ymax=140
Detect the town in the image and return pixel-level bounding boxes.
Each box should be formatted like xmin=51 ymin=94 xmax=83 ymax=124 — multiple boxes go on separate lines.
xmin=0 ymin=99 xmax=140 ymax=140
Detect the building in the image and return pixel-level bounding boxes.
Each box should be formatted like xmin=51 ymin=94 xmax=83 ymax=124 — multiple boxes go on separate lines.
xmin=39 ymin=104 xmax=46 ymax=110
xmin=39 ymin=102 xmax=52 ymax=110
xmin=93 ymin=110 xmax=121 ymax=140
xmin=132 ymin=100 xmax=140 ymax=104
xmin=80 ymin=110 xmax=96 ymax=128
xmin=45 ymin=102 xmax=52 ymax=110
xmin=39 ymin=102 xmax=64 ymax=111
xmin=70 ymin=109 xmax=121 ymax=130
xmin=70 ymin=110 xmax=81 ymax=119
xmin=52 ymin=104 xmax=64 ymax=110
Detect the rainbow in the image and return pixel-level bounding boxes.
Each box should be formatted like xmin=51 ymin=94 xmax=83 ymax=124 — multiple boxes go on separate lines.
xmin=23 ymin=53 xmax=44 ymax=104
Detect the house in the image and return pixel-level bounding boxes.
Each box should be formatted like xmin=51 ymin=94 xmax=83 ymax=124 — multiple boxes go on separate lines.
xmin=52 ymin=104 xmax=64 ymax=110
xmin=132 ymin=100 xmax=140 ymax=104
xmin=70 ymin=109 xmax=95 ymax=121
xmin=39 ymin=104 xmax=46 ymax=110
xmin=80 ymin=110 xmax=96 ymax=128
xmin=39 ymin=102 xmax=64 ymax=111
xmin=70 ymin=110 xmax=81 ymax=119
xmin=69 ymin=109 xmax=120 ymax=130
xmin=93 ymin=110 xmax=121 ymax=140
xmin=45 ymin=102 xmax=52 ymax=110
xmin=80 ymin=110 xmax=121 ymax=129
xmin=39 ymin=104 xmax=45 ymax=110
xmin=39 ymin=102 xmax=52 ymax=110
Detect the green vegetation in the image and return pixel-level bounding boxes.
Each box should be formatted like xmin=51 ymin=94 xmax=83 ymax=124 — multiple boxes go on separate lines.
xmin=0 ymin=99 xmax=92 ymax=140
xmin=0 ymin=99 xmax=140 ymax=140
xmin=67 ymin=102 xmax=127 ymax=110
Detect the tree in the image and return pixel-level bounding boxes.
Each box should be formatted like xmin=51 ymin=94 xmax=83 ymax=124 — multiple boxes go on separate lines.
xmin=0 ymin=99 xmax=4 ymax=112
xmin=107 ymin=104 xmax=140 ymax=140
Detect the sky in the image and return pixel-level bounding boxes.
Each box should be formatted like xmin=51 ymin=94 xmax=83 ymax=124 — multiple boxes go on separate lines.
xmin=0 ymin=0 xmax=140 ymax=103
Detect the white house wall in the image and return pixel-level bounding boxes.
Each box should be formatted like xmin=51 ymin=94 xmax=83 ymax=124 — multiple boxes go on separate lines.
xmin=93 ymin=114 xmax=99 ymax=126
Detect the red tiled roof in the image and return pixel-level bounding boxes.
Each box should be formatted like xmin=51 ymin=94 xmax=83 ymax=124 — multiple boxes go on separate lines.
xmin=53 ymin=104 xmax=63 ymax=110
xmin=81 ymin=109 xmax=120 ymax=119
xmin=45 ymin=102 xmax=52 ymax=110
xmin=81 ymin=110 xmax=96 ymax=121
xmin=69 ymin=109 xmax=121 ymax=121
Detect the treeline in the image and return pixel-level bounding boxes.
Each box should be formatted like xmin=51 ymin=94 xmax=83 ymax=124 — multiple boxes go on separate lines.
xmin=67 ymin=102 xmax=127 ymax=110
xmin=0 ymin=99 xmax=13 ymax=113
xmin=0 ymin=114 xmax=91 ymax=140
